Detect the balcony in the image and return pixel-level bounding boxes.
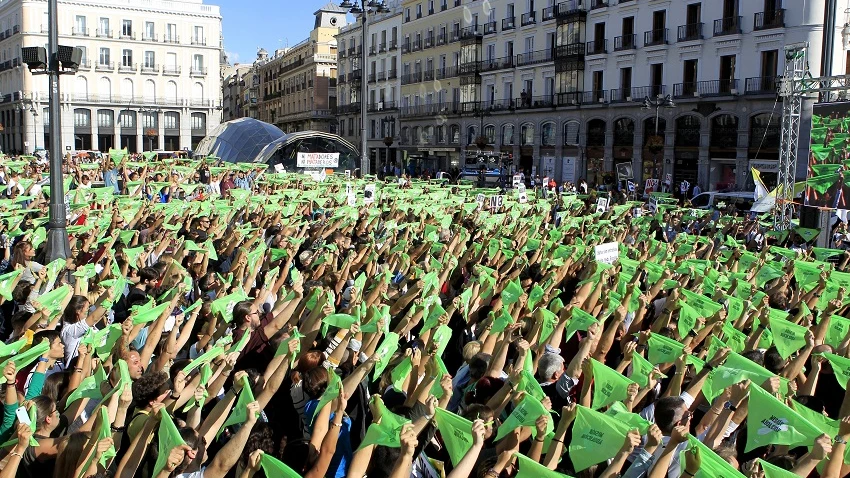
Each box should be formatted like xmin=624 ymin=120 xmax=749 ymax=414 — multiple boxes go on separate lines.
xmin=542 ymin=6 xmax=556 ymax=21
xmin=435 ymin=66 xmax=458 ymax=80
xmin=379 ymin=42 xmax=387 ymax=52
xmin=96 ymin=61 xmax=115 ymax=71
xmin=142 ymin=34 xmax=158 ymax=42
xmin=515 ymin=95 xmax=555 ymax=110
xmin=556 ymin=0 xmax=586 ymax=19
xmin=644 ymin=28 xmax=668 ymax=46
xmin=401 ymin=71 xmax=422 ymax=85
xmin=350 ymin=70 xmax=362 ymax=82
xmin=436 ymin=33 xmax=447 ymax=45
xmin=388 ymin=69 xmax=398 ymax=79
xmin=677 ymin=23 xmax=703 ymax=42
xmin=401 ymin=42 xmax=410 ymax=53
xmin=412 ymin=39 xmax=421 ymax=51
xmin=484 ymin=22 xmax=497 ymax=35
xmin=459 ymin=61 xmax=481 ymax=75
xmin=590 ymin=0 xmax=608 ymax=9
xmin=555 ymin=42 xmax=585 ymax=59
xmin=424 ymin=69 xmax=435 ymax=81
xmin=348 ymin=46 xmax=356 ymax=56
xmin=586 ymin=39 xmax=607 ymax=55
xmin=389 ymin=41 xmax=398 ymax=50
xmin=118 ymin=63 xmax=136 ymax=73
xmin=521 ymin=12 xmax=536 ymax=26
xmin=673 ymin=79 xmax=739 ymax=98
xmin=339 ymin=49 xmax=347 ymax=59
xmin=610 ymin=85 xmax=667 ymax=103
xmin=338 ymin=74 xmax=346 ymax=84
xmin=12 ymin=26 xmax=18 ymax=34
xmin=614 ymin=34 xmax=636 ymax=51
xmin=714 ymin=16 xmax=742 ymax=36
xmin=556 ymin=90 xmax=608 ymax=106
xmin=755 ymin=9 xmax=785 ymax=30
xmin=745 ymin=76 xmax=777 ymax=95
xmin=163 ymin=35 xmax=179 ymax=44
xmin=120 ymin=32 xmax=135 ymax=40
xmin=162 ymin=66 xmax=181 ymax=76
xmin=516 ymin=49 xmax=554 ymax=67
xmin=480 ymin=56 xmax=514 ymax=72
xmin=96 ymin=28 xmax=111 ymax=38
xmin=141 ymin=64 xmax=159 ymax=74
xmin=460 ymin=26 xmax=482 ymax=40
xmin=190 ymin=67 xmax=208 ymax=77
xmin=72 ymin=27 xmax=89 ymax=36
xmin=424 ymin=36 xmax=434 ymax=48
xmin=369 ymin=46 xmax=377 ymax=55
xmin=77 ymin=60 xmax=91 ymax=70
xmin=368 ymin=73 xmax=376 ymax=83
xmin=191 ymin=37 xmax=206 ymax=46
xmin=377 ymin=71 xmax=386 ymax=81
xmin=502 ymin=17 xmax=516 ymax=31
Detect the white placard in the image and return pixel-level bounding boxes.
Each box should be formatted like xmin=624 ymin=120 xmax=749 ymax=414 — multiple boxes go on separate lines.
xmin=347 ymin=191 xmax=356 ymax=206
xmin=364 ymin=184 xmax=376 ymax=204
xmin=273 ymin=163 xmax=284 ymax=173
xmin=307 ymin=169 xmax=327 ymax=182
xmin=297 ymin=152 xmax=340 ymax=168
xmin=476 ymin=193 xmax=485 ymax=205
xmin=513 ymin=174 xmax=522 ymax=188
xmin=518 ymin=184 xmax=528 ymax=203
xmin=489 ymin=195 xmax=504 ymax=209
xmin=594 ymin=242 xmax=620 ymax=264
xmin=346 ymin=182 xmax=353 ymax=196
xmin=345 ymin=169 xmax=351 ymax=178
xmin=596 ymin=197 xmax=609 ymax=214
xmin=645 ymin=178 xmax=659 ymax=195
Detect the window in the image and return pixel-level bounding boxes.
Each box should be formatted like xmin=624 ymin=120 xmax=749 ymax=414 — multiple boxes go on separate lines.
xmin=74 ymin=109 xmax=91 ymax=127
xmin=484 ymin=125 xmax=495 ymax=143
xmin=98 ymin=17 xmax=109 ymax=35
xmin=144 ymin=21 xmax=154 ymax=40
xmin=193 ymin=26 xmax=204 ymax=44
xmin=78 ymin=46 xmax=87 ymax=63
xmin=122 ymin=20 xmax=132 ymax=37
xmin=520 ymin=123 xmax=534 ymax=145
xmin=97 ymin=110 xmax=113 ymax=128
xmin=191 ymin=113 xmax=206 ymax=131
xmin=142 ymin=111 xmax=157 ymax=129
xmin=75 ymin=15 xmax=86 ymax=33
xmin=144 ymin=51 xmax=155 ymax=68
xmin=166 ymin=24 xmax=177 ymax=42
xmin=416 ymin=4 xmax=422 ymax=18
xmin=502 ymin=124 xmax=514 ymax=144
xmin=193 ymin=54 xmax=204 ymax=70
xmin=163 ymin=112 xmax=178 ymax=130
xmin=542 ymin=122 xmax=555 ymax=145
xmin=450 ymin=125 xmax=460 ymax=143
xmin=466 ymin=125 xmax=476 ymax=145
xmin=99 ymin=47 xmax=111 ymax=65
xmin=118 ymin=110 xmax=136 ymax=128
xmin=122 ymin=49 xmax=132 ymax=67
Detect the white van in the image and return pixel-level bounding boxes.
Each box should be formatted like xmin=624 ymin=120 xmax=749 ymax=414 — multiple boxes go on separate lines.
xmin=690 ymin=191 xmax=755 ymax=210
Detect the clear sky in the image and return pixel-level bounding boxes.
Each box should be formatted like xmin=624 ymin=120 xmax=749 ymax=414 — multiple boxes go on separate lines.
xmin=219 ymin=0 xmax=346 ymax=66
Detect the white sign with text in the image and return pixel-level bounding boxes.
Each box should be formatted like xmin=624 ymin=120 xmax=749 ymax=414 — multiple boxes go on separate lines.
xmin=594 ymin=242 xmax=620 ymax=264
xmin=297 ymin=152 xmax=340 ymax=168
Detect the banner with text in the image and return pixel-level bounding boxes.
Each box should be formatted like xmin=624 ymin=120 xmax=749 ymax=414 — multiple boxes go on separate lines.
xmin=297 ymin=152 xmax=340 ymax=168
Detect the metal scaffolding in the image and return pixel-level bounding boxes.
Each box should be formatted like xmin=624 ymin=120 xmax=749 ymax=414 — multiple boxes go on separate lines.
xmin=776 ymin=43 xmax=807 ymax=231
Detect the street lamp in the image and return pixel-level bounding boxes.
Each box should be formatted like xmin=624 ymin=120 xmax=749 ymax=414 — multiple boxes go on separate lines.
xmin=138 ymin=105 xmax=162 ymax=151
xmin=642 ymin=94 xmax=675 ymax=182
xmin=339 ymin=0 xmax=390 ymax=175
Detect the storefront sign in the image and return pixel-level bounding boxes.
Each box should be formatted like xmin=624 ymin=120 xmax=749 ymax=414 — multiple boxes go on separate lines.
xmin=750 ymin=160 xmax=779 ymax=172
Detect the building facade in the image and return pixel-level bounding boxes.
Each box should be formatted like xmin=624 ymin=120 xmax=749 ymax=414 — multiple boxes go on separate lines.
xmin=389 ymin=0 xmax=840 ymax=190
xmin=0 ymin=0 xmax=223 ymax=154
xmin=256 ymin=3 xmax=346 ymax=134
xmin=222 ymin=50 xmax=264 ymax=122
xmin=335 ymin=1 xmax=403 ymax=174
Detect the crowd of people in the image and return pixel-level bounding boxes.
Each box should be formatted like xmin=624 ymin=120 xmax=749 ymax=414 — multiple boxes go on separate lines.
xmin=0 ymin=148 xmax=846 ymax=478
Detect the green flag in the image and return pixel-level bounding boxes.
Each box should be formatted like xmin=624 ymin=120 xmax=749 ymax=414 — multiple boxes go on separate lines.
xmin=679 ymin=289 xmax=722 ymax=316
xmin=152 ymin=409 xmax=188 ymax=477
xmin=32 ymin=284 xmax=71 ymax=319
xmin=311 ymin=369 xmax=341 ymax=424
xmin=514 ymin=452 xmax=572 ymax=478
xmin=210 ymin=290 xmax=250 ymax=323
xmin=65 ymin=364 xmax=108 ymax=408
xmin=131 ymin=301 xmax=172 ymax=325
xmin=566 ymin=307 xmax=599 ymax=341
xmin=604 ymin=401 xmax=651 ymax=434
xmin=434 ymin=408 xmax=475 ymax=467
xmin=96 ymin=406 xmax=117 ymax=466
xmin=590 ymin=358 xmax=635 ymax=410
xmin=646 ymin=333 xmax=685 ymax=365
xmin=218 ymin=376 xmax=258 ymax=437
xmin=768 ymin=316 xmax=808 ymax=359
xmin=371 ymin=333 xmax=400 ymax=381
xmin=745 ymin=383 xmax=821 ymax=452
xmin=677 ymin=301 xmax=701 ymax=338
xmin=0 ymin=269 xmax=22 ymax=301
xmin=321 ymin=313 xmax=358 ymax=337
xmin=494 ymin=394 xmax=550 ymax=442
xmin=569 ymin=405 xmax=631 ymax=472
xmin=629 ymin=353 xmax=659 ymax=388
xmin=390 ymin=357 xmax=412 ymax=391
xmin=359 ymin=397 xmax=410 ymax=449
xmin=0 ymin=337 xmax=27 ymax=359
xmin=259 ymin=452 xmax=303 ymax=478
xmin=819 ymin=352 xmax=850 ymax=389
xmin=0 ymin=340 xmax=49 ymax=370
xmin=501 ymin=279 xmax=523 ymax=306
xmin=181 ymin=346 xmax=224 ymax=374
xmin=680 ymin=434 xmax=746 ymax=478
xmin=758 ymin=459 xmax=799 ymax=478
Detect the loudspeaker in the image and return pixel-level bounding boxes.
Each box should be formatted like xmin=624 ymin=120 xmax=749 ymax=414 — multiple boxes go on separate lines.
xmin=58 ymin=45 xmax=82 ymax=69
xmin=21 ymin=47 xmax=47 ymax=69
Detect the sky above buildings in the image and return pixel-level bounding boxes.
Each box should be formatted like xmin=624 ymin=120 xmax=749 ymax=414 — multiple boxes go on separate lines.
xmin=220 ymin=0 xmax=342 ymax=66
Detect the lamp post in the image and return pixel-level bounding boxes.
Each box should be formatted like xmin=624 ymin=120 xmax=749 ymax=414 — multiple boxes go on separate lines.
xmin=642 ymin=94 xmax=675 ymax=183
xmin=30 ymin=105 xmax=38 ymax=151
xmin=339 ymin=0 xmax=390 ymax=176
xmin=138 ymin=105 xmax=162 ymax=151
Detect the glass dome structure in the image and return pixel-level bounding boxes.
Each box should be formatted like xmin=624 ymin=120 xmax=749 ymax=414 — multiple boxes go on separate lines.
xmin=254 ymin=131 xmax=360 ymax=173
xmin=194 ymin=118 xmax=285 ymax=163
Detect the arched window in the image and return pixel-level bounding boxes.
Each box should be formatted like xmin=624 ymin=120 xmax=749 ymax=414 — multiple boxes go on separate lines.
xmin=613 ymin=118 xmax=635 ymax=146
xmin=563 ymin=121 xmax=580 ymax=146
xmin=99 ymin=77 xmax=111 ymax=101
xmin=587 ymin=119 xmax=606 ymax=146
xmin=121 ymin=78 xmax=134 ymax=100
xmin=400 ymin=127 xmax=409 ymax=143
xmin=73 ymin=108 xmax=91 ymax=127
xmin=711 ymin=114 xmax=739 ymax=149
xmin=675 ymin=115 xmax=701 ymax=147
xmin=143 ymin=79 xmax=156 ymax=102
xmin=749 ymin=113 xmax=780 ymax=148
xmin=520 ymin=123 xmax=534 ymax=146
xmin=423 ymin=125 xmax=434 ymax=144
xmin=165 ymin=81 xmax=178 ymax=104
xmin=96 ymin=109 xmax=113 ymax=128
xmin=75 ymin=76 xmax=88 ymax=100
xmin=412 ymin=126 xmax=420 ymax=144
xmin=502 ymin=124 xmax=515 ymax=145
xmin=467 ymin=125 xmax=477 ymax=145
xmin=193 ymin=82 xmax=204 ymax=101
xmin=436 ymin=125 xmax=445 ymax=143
xmin=191 ymin=112 xmax=206 ymax=132
xmin=450 ymin=125 xmax=460 ymax=144
xmin=163 ymin=112 xmax=179 ymax=130
xmin=483 ymin=124 xmax=495 ymax=144
xmin=541 ymin=122 xmax=555 ymax=146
